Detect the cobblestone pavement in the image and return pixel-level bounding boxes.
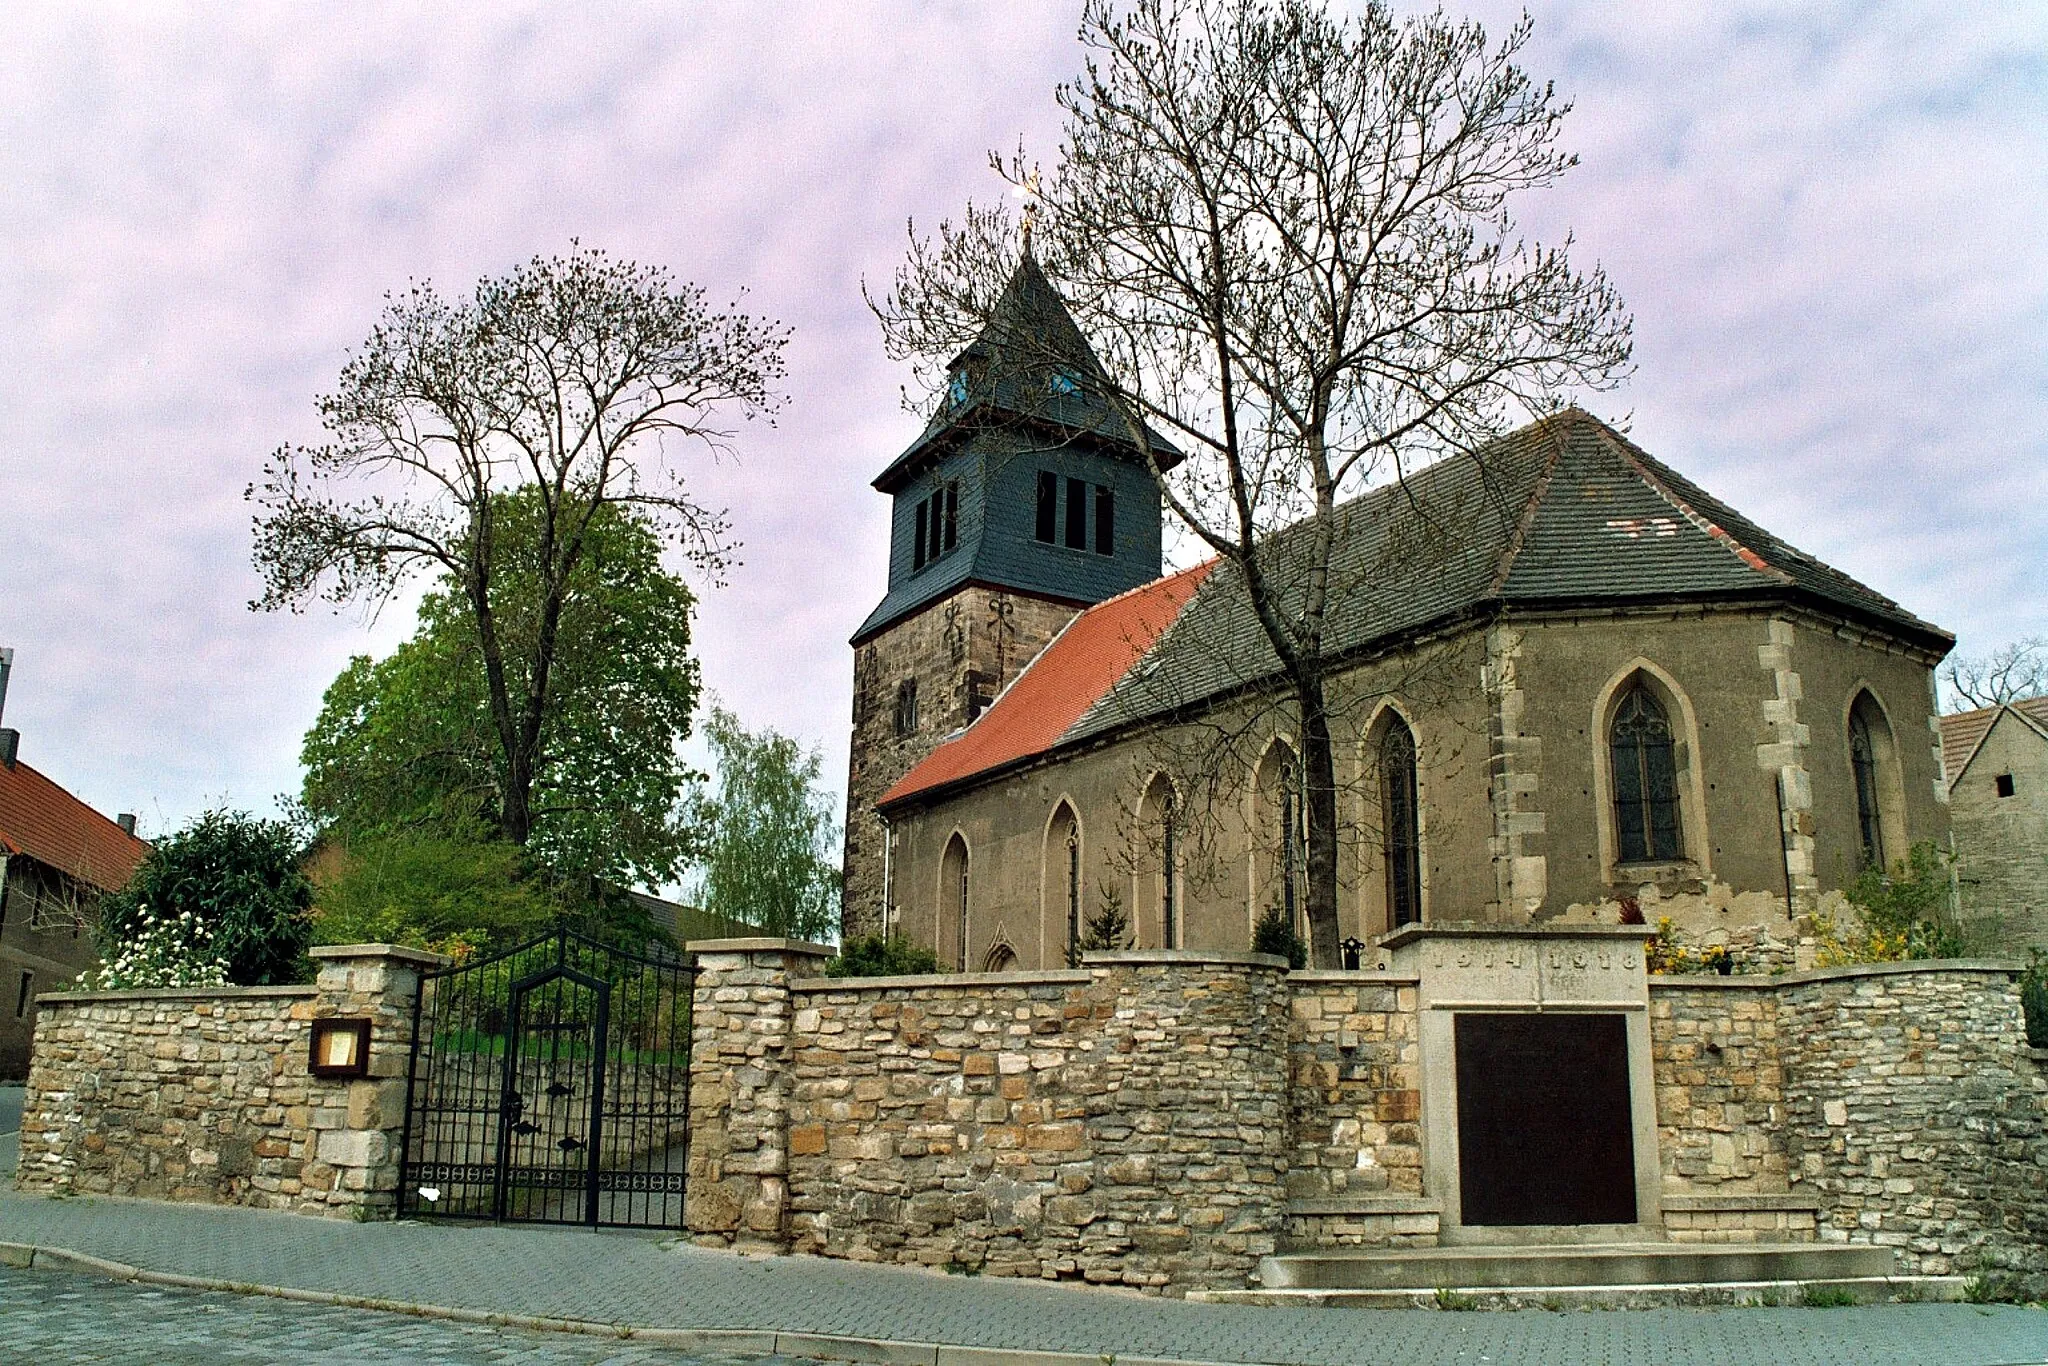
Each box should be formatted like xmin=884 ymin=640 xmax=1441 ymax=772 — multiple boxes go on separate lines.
xmin=0 ymin=1263 xmax=806 ymax=1364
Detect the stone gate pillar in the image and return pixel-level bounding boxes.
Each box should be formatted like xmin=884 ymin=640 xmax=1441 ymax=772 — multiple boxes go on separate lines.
xmin=684 ymin=937 xmax=833 ymax=1251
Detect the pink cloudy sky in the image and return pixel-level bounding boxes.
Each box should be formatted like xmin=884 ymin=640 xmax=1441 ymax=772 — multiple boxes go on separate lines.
xmin=1 ymin=3 xmax=2041 ymax=864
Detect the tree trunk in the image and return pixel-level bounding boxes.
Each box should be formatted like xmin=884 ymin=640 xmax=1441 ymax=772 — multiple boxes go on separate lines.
xmin=1297 ymin=674 xmax=1342 ymax=969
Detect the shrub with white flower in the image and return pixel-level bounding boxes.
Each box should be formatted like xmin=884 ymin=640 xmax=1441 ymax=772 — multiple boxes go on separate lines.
xmin=76 ymin=903 xmax=229 ymax=990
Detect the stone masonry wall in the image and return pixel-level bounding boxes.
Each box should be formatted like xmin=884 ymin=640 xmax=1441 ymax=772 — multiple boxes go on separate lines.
xmin=843 ymin=587 xmax=1078 ymax=939
xmin=684 ymin=939 xmax=833 ymax=1250
xmin=15 ymin=946 xmax=438 ymax=1218
xmin=781 ymin=951 xmax=1291 ymax=1294
xmin=1650 ymin=981 xmax=1790 ymax=1194
xmin=679 ymin=939 xmax=2045 ymax=1291
xmin=1282 ymin=972 xmax=1435 ymax=1248
xmin=1777 ymin=963 xmax=2048 ymax=1288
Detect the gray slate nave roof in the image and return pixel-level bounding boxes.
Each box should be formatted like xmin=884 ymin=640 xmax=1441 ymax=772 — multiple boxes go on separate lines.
xmin=1065 ymin=407 xmax=1950 ymax=747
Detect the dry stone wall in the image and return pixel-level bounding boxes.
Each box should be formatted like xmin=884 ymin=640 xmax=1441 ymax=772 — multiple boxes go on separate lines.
xmin=1776 ymin=963 xmax=2048 ymax=1289
xmin=16 ymin=946 xmax=438 ymax=1218
xmin=779 ymin=951 xmax=1292 ymax=1294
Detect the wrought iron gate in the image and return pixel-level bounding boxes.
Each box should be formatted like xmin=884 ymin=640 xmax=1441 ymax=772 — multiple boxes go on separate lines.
xmin=398 ymin=927 xmax=695 ymax=1228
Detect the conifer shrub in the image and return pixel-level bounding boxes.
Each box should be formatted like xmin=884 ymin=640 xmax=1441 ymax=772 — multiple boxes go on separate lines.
xmin=1251 ymin=905 xmax=1307 ymax=970
xmin=2021 ymin=951 xmax=2048 ymax=1049
xmin=823 ymin=933 xmax=941 ymax=978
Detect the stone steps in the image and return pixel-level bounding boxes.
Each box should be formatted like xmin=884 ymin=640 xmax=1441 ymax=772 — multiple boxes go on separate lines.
xmin=1254 ymin=1242 xmax=1897 ymax=1291
xmin=1195 ymin=1275 xmax=1966 ymax=1311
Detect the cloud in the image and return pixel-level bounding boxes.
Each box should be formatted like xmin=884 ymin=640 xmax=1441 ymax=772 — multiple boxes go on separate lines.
xmin=0 ymin=1 xmax=2041 ymax=852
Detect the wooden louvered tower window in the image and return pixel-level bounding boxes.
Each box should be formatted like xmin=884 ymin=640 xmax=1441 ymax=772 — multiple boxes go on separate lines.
xmin=1610 ymin=684 xmax=1683 ymax=864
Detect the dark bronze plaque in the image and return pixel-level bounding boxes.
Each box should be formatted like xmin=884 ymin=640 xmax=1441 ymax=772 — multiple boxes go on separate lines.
xmin=1454 ymin=1011 xmax=1637 ymax=1226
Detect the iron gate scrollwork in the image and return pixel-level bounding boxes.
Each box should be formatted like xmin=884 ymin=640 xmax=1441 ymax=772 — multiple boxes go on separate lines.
xmin=398 ymin=927 xmax=695 ymax=1228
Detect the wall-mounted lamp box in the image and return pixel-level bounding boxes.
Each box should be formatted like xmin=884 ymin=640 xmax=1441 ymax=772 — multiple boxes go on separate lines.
xmin=308 ymin=1018 xmax=372 ymax=1079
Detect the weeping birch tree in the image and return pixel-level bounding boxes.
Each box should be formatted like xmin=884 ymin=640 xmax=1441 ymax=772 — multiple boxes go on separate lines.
xmin=872 ymin=0 xmax=1632 ymax=966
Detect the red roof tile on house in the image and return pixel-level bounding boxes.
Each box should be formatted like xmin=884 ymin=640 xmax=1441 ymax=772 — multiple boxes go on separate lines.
xmin=881 ymin=561 xmax=1215 ymax=808
xmin=0 ymin=759 xmax=148 ymax=894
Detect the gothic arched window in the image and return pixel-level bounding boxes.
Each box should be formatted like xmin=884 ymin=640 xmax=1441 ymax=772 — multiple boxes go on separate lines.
xmin=1611 ymin=684 xmax=1683 ymax=864
xmin=1379 ymin=718 xmax=1421 ymax=928
xmin=939 ymin=834 xmax=970 ymax=970
xmin=1137 ymin=775 xmax=1179 ymax=949
xmin=1849 ymin=695 xmax=1889 ymax=870
xmin=1046 ymin=802 xmax=1081 ymax=965
xmin=1254 ymin=743 xmax=1302 ymax=931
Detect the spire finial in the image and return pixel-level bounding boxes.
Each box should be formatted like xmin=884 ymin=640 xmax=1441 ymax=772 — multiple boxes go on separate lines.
xmin=1015 ymin=167 xmax=1043 ymax=257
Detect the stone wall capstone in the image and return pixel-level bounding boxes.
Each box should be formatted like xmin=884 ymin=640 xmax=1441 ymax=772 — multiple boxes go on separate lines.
xmin=15 ymin=945 xmax=443 ymax=1218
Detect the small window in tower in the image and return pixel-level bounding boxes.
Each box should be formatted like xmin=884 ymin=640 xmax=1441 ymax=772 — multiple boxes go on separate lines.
xmin=1997 ymin=773 xmax=2016 ymax=798
xmin=894 ymin=679 xmax=919 ymax=737
xmin=912 ymin=496 xmax=929 ymax=570
xmin=1035 ymin=472 xmax=1058 ymax=543
xmin=1065 ymin=477 xmax=1088 ymax=549
xmin=942 ymin=482 xmax=959 ymax=553
xmin=948 ymin=373 xmax=969 ymax=408
xmin=1094 ymin=484 xmax=1115 ymax=555
xmin=1049 ymin=370 xmax=1081 ymax=397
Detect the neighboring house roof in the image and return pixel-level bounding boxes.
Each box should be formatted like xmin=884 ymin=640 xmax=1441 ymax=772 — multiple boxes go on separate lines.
xmin=620 ymin=889 xmax=763 ymax=947
xmin=881 ymin=561 xmax=1216 ymax=807
xmin=1938 ymin=697 xmax=2048 ymax=785
xmin=879 ymin=409 xmax=1951 ymax=814
xmin=0 ymin=759 xmax=148 ymax=894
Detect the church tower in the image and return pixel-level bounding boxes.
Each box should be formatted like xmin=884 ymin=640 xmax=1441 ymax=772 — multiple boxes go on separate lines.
xmin=841 ymin=257 xmax=1177 ymax=939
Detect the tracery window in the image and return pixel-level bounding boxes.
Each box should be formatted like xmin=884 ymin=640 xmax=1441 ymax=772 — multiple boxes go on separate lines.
xmin=1610 ymin=684 xmax=1683 ymax=864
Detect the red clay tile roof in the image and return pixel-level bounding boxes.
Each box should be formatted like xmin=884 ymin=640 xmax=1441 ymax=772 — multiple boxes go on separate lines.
xmin=0 ymin=759 xmax=148 ymax=893
xmin=1939 ymin=697 xmax=2048 ymax=784
xmin=881 ymin=561 xmax=1215 ymax=808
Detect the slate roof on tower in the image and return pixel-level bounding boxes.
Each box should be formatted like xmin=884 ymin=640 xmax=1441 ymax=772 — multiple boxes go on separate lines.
xmin=870 ymin=255 xmax=1181 ymax=496
xmin=878 ymin=409 xmax=1950 ymax=811
xmin=853 ymin=256 xmax=1181 ymax=646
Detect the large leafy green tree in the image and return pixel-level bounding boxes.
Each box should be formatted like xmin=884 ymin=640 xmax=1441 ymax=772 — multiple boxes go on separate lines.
xmin=99 ymin=809 xmax=314 ymax=986
xmin=688 ymin=707 xmax=841 ymax=942
xmin=301 ymin=489 xmax=701 ymax=888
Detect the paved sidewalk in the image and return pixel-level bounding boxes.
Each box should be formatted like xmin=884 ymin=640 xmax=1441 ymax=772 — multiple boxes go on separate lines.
xmin=4 ymin=1193 xmax=2046 ymax=1365
xmin=0 ymin=1262 xmax=810 ymax=1365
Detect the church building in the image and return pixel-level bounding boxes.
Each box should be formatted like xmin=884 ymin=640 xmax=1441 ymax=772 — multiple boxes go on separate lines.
xmin=842 ymin=264 xmax=1953 ymax=970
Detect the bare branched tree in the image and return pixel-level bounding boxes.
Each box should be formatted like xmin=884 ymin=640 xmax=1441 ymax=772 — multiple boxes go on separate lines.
xmin=250 ymin=245 xmax=789 ymax=848
xmin=874 ymin=0 xmax=1630 ymax=964
xmin=1944 ymin=638 xmax=2048 ymax=711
